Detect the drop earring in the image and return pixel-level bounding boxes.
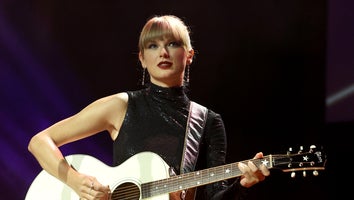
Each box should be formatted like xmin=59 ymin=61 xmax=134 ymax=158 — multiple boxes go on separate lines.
xmin=185 ymin=65 xmax=190 ymax=85
xmin=141 ymin=68 xmax=146 ymax=86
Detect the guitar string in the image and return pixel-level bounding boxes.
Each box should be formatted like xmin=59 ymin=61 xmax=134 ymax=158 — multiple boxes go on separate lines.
xmin=110 ymin=154 xmax=322 ymax=199
xmin=111 ymin=183 xmax=140 ymax=200
xmin=140 ymin=154 xmax=321 ymax=197
xmin=140 ymin=155 xmax=272 ymax=197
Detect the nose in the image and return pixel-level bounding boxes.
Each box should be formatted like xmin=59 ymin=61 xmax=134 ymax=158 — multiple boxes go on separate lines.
xmin=160 ymin=47 xmax=169 ymax=58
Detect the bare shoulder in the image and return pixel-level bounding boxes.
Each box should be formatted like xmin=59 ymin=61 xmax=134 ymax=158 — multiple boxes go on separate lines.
xmin=94 ymin=92 xmax=128 ymax=108
xmin=112 ymin=92 xmax=128 ymax=103
xmin=80 ymin=92 xmax=128 ymax=119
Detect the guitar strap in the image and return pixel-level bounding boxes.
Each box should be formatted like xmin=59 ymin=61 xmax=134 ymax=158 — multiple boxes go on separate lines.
xmin=180 ymin=101 xmax=208 ymax=174
xmin=176 ymin=101 xmax=208 ymax=200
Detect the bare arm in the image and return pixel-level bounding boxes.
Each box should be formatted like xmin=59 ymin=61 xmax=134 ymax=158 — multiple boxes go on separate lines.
xmin=28 ymin=92 xmax=128 ymax=199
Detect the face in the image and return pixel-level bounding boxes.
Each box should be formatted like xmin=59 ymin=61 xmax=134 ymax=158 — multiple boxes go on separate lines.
xmin=139 ymin=37 xmax=194 ymax=87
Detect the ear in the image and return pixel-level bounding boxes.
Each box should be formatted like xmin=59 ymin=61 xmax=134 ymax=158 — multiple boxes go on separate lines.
xmin=186 ymin=49 xmax=194 ymax=65
xmin=139 ymin=52 xmax=145 ymax=68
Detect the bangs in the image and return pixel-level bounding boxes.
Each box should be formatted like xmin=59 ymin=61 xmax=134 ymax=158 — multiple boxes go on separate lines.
xmin=139 ymin=16 xmax=186 ymax=51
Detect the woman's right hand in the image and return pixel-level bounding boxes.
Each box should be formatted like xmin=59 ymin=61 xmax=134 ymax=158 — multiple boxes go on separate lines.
xmin=75 ymin=174 xmax=111 ymax=200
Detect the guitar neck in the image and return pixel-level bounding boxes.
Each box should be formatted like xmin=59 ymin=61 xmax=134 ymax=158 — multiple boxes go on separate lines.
xmin=142 ymin=148 xmax=327 ymax=199
xmin=141 ymin=156 xmax=275 ymax=198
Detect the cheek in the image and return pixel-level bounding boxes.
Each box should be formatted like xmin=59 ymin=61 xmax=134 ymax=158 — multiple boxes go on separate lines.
xmin=142 ymin=53 xmax=156 ymax=64
xmin=177 ymin=53 xmax=188 ymax=64
xmin=172 ymin=50 xmax=187 ymax=61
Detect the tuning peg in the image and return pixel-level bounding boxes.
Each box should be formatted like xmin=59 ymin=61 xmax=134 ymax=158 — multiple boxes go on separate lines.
xmin=291 ymin=172 xmax=296 ymax=178
xmin=309 ymin=145 xmax=316 ymax=153
xmin=302 ymin=171 xmax=306 ymax=177
xmin=287 ymin=147 xmax=292 ymax=155
xmin=298 ymin=146 xmax=303 ymax=153
xmin=313 ymin=170 xmax=319 ymax=176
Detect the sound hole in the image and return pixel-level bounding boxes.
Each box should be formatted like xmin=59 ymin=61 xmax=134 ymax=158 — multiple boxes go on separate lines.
xmin=111 ymin=182 xmax=140 ymax=200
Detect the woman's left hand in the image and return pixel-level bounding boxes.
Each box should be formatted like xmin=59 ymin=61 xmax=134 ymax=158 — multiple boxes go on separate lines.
xmin=238 ymin=152 xmax=270 ymax=188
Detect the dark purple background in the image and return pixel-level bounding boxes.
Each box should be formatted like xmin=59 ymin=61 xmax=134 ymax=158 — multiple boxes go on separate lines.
xmin=1 ymin=0 xmax=351 ymax=199
xmin=326 ymin=0 xmax=354 ymax=122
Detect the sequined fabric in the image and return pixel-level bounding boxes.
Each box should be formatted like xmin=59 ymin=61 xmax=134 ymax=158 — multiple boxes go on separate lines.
xmin=112 ymin=83 xmax=241 ymax=200
xmin=113 ymin=83 xmax=190 ymax=173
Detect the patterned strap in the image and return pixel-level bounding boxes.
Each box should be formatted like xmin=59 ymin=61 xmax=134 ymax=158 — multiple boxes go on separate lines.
xmin=180 ymin=101 xmax=208 ymax=174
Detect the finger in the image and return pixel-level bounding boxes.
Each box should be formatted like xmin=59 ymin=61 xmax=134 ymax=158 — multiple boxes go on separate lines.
xmin=260 ymin=164 xmax=270 ymax=176
xmin=93 ymin=186 xmax=111 ymax=199
xmin=238 ymin=162 xmax=250 ymax=174
xmin=247 ymin=161 xmax=258 ymax=172
xmin=92 ymin=183 xmax=110 ymax=195
xmin=238 ymin=163 xmax=253 ymax=188
xmin=89 ymin=181 xmax=94 ymax=195
xmin=97 ymin=184 xmax=110 ymax=192
xmin=91 ymin=184 xmax=111 ymax=199
xmin=96 ymin=185 xmax=111 ymax=198
xmin=253 ymin=152 xmax=263 ymax=159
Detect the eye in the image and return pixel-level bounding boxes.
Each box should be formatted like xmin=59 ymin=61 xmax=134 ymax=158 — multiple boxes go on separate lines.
xmin=146 ymin=43 xmax=158 ymax=49
xmin=168 ymin=41 xmax=182 ymax=47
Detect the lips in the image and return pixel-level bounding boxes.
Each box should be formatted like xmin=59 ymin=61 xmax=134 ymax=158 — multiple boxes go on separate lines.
xmin=158 ymin=61 xmax=172 ymax=69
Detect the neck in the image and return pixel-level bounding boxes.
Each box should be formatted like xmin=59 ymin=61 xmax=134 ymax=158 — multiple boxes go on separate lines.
xmin=150 ymin=80 xmax=183 ymax=88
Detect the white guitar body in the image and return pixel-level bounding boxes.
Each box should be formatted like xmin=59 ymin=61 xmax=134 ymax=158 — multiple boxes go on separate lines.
xmin=25 ymin=152 xmax=171 ymax=200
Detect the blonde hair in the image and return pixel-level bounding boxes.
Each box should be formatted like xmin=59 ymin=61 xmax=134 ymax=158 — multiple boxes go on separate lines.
xmin=138 ymin=15 xmax=193 ymax=54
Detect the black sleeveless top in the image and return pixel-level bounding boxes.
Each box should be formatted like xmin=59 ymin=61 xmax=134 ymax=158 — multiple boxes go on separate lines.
xmin=113 ymin=83 xmax=190 ymax=173
xmin=112 ymin=83 xmax=246 ymax=200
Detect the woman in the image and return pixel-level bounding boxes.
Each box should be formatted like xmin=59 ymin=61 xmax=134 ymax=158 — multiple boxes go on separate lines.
xmin=28 ymin=15 xmax=269 ymax=200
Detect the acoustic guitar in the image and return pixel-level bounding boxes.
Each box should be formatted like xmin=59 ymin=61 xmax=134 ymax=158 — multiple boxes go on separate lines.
xmin=25 ymin=145 xmax=326 ymax=200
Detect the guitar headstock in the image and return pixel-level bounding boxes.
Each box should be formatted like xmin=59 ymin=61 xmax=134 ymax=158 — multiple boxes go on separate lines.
xmin=271 ymin=145 xmax=327 ymax=178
